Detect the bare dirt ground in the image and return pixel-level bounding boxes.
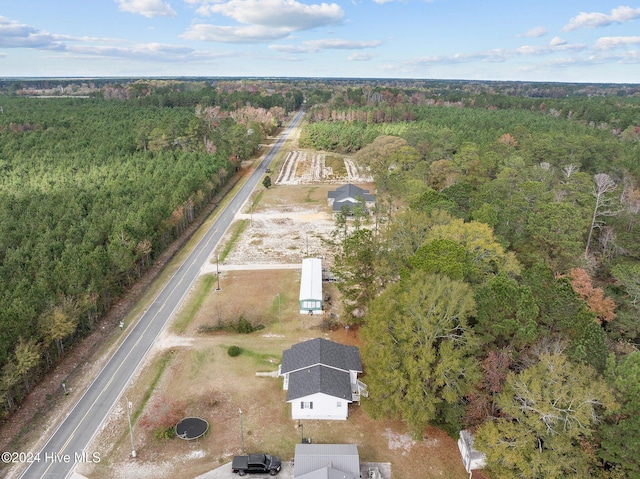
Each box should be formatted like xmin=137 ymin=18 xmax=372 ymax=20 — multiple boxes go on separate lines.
xmin=275 ymin=151 xmax=373 ymax=185
xmin=220 ymin=184 xmax=340 ymax=267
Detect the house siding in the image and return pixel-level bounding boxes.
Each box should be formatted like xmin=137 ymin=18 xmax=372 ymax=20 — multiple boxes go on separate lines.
xmin=291 ymin=392 xmax=349 ymax=420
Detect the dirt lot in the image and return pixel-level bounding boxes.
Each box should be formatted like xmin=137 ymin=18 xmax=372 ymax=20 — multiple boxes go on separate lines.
xmin=275 ymin=151 xmax=373 ymax=186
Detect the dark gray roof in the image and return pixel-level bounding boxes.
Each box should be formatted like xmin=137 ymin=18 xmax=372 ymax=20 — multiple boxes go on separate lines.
xmin=281 ymin=338 xmax=362 ymax=375
xmin=327 ymin=184 xmax=375 ymax=202
xmin=286 ymin=365 xmax=352 ymax=401
xmin=294 ymin=444 xmax=360 ymax=479
xmin=332 ymin=200 xmax=363 ymax=212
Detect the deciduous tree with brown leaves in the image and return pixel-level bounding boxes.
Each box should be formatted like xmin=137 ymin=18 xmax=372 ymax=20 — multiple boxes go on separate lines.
xmin=562 ymin=267 xmax=616 ymax=324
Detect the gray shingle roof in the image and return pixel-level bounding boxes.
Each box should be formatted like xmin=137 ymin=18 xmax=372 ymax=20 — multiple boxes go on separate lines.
xmin=327 ymin=184 xmax=373 ymax=201
xmin=281 ymin=338 xmax=362 ymax=375
xmin=286 ymin=365 xmax=352 ymax=401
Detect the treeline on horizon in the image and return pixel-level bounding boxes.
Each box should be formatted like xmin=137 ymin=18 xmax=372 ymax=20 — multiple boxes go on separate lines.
xmin=0 ymin=80 xmax=303 ymax=420
xmin=299 ymin=86 xmax=640 ymax=477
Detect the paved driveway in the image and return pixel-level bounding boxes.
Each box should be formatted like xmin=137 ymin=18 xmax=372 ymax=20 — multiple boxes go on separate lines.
xmin=194 ymin=461 xmax=294 ymax=479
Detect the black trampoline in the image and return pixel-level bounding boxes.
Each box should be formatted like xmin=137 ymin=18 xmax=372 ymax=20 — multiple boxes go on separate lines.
xmin=175 ymin=417 xmax=209 ymax=440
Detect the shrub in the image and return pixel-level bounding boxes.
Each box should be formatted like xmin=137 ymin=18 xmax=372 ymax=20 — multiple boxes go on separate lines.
xmin=236 ymin=316 xmax=255 ymax=333
xmin=228 ymin=345 xmax=241 ymax=357
xmin=139 ymin=395 xmax=186 ymax=441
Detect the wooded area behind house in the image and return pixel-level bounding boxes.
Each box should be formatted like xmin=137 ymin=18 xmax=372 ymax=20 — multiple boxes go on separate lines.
xmin=298 ymin=80 xmax=640 ymax=478
xmin=1 ymin=78 xmax=639 ymax=478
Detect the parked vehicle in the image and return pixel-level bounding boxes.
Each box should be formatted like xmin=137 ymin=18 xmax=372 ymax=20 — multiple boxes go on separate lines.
xmin=231 ymin=453 xmax=282 ymax=476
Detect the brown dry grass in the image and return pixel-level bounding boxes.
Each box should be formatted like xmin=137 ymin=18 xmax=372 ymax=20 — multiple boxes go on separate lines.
xmin=78 ymin=268 xmax=469 ymax=479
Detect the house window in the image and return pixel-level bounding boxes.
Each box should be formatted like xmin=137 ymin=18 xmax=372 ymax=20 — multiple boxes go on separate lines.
xmin=336 ymin=401 xmax=342 ymax=407
xmin=300 ymin=401 xmax=314 ymax=409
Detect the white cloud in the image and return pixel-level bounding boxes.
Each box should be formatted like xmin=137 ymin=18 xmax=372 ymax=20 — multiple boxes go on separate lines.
xmin=182 ymin=23 xmax=293 ymax=43
xmin=0 ymin=16 xmax=63 ymax=49
xmin=348 ymin=52 xmax=374 ymax=61
xmin=395 ymin=38 xmax=587 ymax=71
xmin=196 ymin=0 xmax=343 ymax=30
xmin=115 ymin=0 xmax=177 ymax=18
xmin=563 ymin=6 xmax=640 ymax=32
xmin=0 ymin=15 xmax=216 ymax=65
xmin=182 ymin=0 xmax=343 ymax=44
xmin=594 ymin=36 xmax=640 ymax=50
xmin=518 ymin=26 xmax=547 ymax=38
xmin=549 ymin=36 xmax=567 ymax=46
xmin=69 ymin=42 xmax=193 ymax=60
xmin=270 ymin=38 xmax=382 ymax=53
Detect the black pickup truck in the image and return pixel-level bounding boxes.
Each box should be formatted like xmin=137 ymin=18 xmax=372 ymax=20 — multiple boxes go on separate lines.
xmin=231 ymin=453 xmax=282 ymax=476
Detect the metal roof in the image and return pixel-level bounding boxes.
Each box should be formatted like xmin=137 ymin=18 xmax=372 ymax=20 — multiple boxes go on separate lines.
xmin=294 ymin=444 xmax=360 ymax=478
xmin=295 ymin=466 xmax=358 ymax=479
xmin=300 ymin=258 xmax=323 ymax=302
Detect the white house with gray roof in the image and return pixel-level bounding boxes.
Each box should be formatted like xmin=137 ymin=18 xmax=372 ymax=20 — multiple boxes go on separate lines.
xmin=294 ymin=444 xmax=360 ymax=479
xmin=279 ymin=338 xmax=367 ymax=420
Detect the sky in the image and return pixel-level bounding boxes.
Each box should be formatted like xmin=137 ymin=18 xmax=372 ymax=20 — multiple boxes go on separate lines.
xmin=1 ymin=1 xmax=640 ymax=82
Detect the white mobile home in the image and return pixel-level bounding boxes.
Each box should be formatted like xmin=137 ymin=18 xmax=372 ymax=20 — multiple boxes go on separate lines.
xmin=299 ymin=258 xmax=323 ymax=315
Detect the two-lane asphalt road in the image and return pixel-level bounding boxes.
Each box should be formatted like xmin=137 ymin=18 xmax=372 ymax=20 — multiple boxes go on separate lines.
xmin=18 ymin=110 xmax=304 ymax=479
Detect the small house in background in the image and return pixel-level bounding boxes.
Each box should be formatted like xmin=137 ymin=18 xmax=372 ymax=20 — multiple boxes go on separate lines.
xmin=327 ymin=184 xmax=375 ymax=215
xmin=294 ymin=444 xmax=360 ymax=479
xmin=299 ymin=258 xmax=323 ymax=315
xmin=279 ymin=338 xmax=367 ymax=420
xmin=458 ymin=429 xmax=486 ymax=474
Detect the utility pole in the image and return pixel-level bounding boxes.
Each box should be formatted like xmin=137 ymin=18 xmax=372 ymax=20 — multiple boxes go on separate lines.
xmin=277 ymin=293 xmax=281 ymax=329
xmin=126 ymin=396 xmax=137 ymax=458
xmin=216 ymin=254 xmax=221 ymax=291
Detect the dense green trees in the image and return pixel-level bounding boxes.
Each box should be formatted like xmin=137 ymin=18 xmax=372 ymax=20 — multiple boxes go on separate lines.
xmin=0 ymin=87 xmax=294 ymax=419
xmin=361 ymin=272 xmax=479 ymax=437
xmin=599 ymin=352 xmax=640 ymax=478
